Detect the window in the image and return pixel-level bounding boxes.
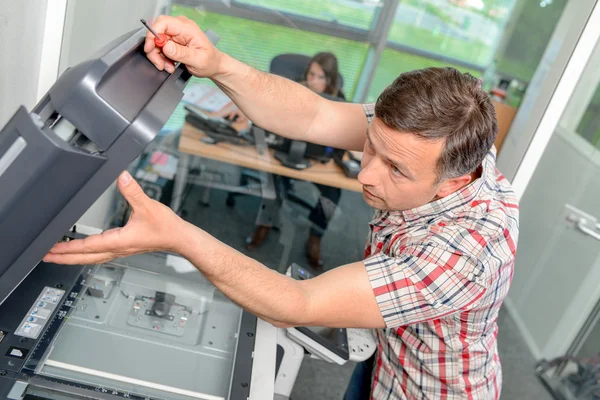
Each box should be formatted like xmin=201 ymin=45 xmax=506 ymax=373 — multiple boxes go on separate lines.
xmin=163 ymin=5 xmax=370 ymax=130
xmin=366 ymin=47 xmax=481 ymax=103
xmin=576 ymin=86 xmax=600 ymax=148
xmin=388 ymin=0 xmax=517 ymax=67
xmin=172 ymin=5 xmax=369 ymax=97
xmin=494 ymin=0 xmax=567 ymax=82
xmin=165 ymin=0 xmax=570 ymax=134
xmin=233 ymin=0 xmax=383 ymax=30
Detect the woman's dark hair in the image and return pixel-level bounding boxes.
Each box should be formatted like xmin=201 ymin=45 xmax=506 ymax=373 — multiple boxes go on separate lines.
xmin=303 ymin=52 xmax=340 ymax=97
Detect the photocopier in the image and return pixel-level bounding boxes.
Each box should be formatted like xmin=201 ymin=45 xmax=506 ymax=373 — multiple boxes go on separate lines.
xmin=0 ymin=26 xmax=375 ymax=400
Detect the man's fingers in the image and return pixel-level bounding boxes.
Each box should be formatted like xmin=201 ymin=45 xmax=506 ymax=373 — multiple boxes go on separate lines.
xmin=150 ymin=15 xmax=197 ymax=45
xmin=43 ymin=251 xmax=116 ymax=266
xmin=146 ymin=42 xmax=175 ymax=73
xmin=47 ymin=228 xmax=123 ymax=255
xmin=147 ymin=47 xmax=166 ymax=70
xmin=144 ymin=16 xmax=192 ymax=60
xmin=143 ymin=15 xmax=214 ymax=76
xmin=144 ymin=31 xmax=156 ymax=53
xmin=43 ymin=228 xmax=126 ymax=265
xmin=162 ymin=41 xmax=196 ymax=65
xmin=158 ymin=53 xmax=175 ymax=73
xmin=117 ymin=172 xmax=151 ymax=210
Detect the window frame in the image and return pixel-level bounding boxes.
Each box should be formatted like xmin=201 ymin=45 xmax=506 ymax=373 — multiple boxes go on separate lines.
xmin=172 ymin=0 xmax=498 ymax=102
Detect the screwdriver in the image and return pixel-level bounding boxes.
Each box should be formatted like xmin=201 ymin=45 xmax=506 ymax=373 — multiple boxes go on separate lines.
xmin=141 ymin=19 xmax=168 ymax=48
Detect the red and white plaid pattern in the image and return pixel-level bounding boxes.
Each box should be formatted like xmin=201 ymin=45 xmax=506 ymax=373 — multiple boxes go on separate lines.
xmin=362 ymin=103 xmax=519 ymax=399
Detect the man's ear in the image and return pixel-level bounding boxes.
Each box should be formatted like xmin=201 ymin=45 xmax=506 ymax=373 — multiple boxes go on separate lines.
xmin=435 ymin=174 xmax=473 ymax=198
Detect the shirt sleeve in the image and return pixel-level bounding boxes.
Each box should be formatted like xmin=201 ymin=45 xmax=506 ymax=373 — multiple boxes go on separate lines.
xmin=364 ymin=240 xmax=488 ymax=328
xmin=362 ymin=103 xmax=375 ymax=124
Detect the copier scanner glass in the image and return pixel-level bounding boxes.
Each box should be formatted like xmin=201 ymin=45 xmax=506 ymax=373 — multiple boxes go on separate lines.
xmin=23 ymin=253 xmax=246 ymax=400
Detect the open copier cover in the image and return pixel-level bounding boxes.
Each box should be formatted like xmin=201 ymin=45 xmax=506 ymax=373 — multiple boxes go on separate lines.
xmin=0 ymin=28 xmax=258 ymax=400
xmin=0 ymin=27 xmax=196 ymax=306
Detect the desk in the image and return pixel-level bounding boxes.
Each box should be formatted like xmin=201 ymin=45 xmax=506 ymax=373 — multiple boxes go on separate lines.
xmin=171 ymin=122 xmax=362 ymax=251
xmin=172 ymin=100 xmax=512 ymax=202
xmin=177 ymin=123 xmax=363 ymax=192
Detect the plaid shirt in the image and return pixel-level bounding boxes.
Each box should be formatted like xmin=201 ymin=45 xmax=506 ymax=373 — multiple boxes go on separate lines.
xmin=361 ymin=104 xmax=519 ymax=399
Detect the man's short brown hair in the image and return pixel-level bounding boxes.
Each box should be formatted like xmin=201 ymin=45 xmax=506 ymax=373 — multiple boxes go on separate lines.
xmin=375 ymin=67 xmax=498 ymax=181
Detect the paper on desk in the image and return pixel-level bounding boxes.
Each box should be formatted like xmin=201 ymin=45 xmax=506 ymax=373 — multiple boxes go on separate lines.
xmin=135 ymin=170 xmax=159 ymax=183
xmin=165 ymin=255 xmax=197 ymax=274
xmin=182 ymin=83 xmax=233 ymax=113
xmin=150 ymin=151 xmax=169 ymax=165
xmin=151 ymin=153 xmax=178 ymax=180
xmin=182 ymin=84 xmax=213 ymax=104
xmin=140 ymin=151 xmax=179 ymax=180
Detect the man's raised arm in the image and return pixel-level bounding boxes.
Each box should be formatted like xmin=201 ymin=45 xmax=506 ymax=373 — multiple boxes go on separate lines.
xmin=213 ymin=54 xmax=368 ymax=151
xmin=145 ymin=15 xmax=368 ymax=151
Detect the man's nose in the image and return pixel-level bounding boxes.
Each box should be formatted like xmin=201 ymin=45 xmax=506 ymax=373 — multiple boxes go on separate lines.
xmin=358 ymin=156 xmax=380 ymax=187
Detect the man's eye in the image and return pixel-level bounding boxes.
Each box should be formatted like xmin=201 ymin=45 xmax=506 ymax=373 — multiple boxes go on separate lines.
xmin=391 ymin=165 xmax=403 ymax=176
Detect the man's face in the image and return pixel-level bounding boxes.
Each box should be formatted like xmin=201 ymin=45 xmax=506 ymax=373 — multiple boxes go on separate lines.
xmin=358 ymin=117 xmax=445 ymax=211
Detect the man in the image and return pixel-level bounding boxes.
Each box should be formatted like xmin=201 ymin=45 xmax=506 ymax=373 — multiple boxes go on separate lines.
xmin=44 ymin=15 xmax=519 ymax=399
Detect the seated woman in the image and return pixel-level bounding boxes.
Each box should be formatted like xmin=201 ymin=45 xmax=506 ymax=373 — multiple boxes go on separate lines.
xmin=296 ymin=52 xmax=344 ymax=270
xmin=228 ymin=52 xmax=344 ymax=270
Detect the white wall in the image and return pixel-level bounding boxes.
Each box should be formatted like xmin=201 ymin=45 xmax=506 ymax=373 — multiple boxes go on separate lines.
xmin=508 ymin=128 xmax=600 ymax=359
xmin=59 ymin=0 xmax=167 ymax=74
xmin=0 ymin=1 xmax=48 ymax=126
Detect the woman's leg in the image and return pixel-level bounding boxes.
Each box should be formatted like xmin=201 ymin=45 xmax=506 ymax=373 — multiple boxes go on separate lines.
xmin=308 ymin=184 xmax=342 ymax=237
xmin=306 ymin=184 xmax=342 ymax=269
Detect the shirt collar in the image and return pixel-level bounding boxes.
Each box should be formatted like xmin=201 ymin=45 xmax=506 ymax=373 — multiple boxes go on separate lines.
xmin=370 ymin=148 xmax=498 ymax=227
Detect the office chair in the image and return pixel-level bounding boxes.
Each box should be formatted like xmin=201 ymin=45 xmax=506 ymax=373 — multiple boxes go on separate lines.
xmin=225 ymin=53 xmax=345 ymax=210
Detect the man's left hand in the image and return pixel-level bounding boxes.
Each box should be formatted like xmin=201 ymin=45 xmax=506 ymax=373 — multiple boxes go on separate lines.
xmin=43 ymin=171 xmax=184 ymax=265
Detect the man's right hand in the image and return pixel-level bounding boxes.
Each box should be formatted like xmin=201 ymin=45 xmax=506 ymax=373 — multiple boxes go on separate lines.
xmin=144 ymin=15 xmax=223 ymax=77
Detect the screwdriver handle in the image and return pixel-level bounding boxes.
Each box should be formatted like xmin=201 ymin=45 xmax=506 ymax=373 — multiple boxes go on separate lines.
xmin=154 ymin=33 xmax=168 ymax=48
